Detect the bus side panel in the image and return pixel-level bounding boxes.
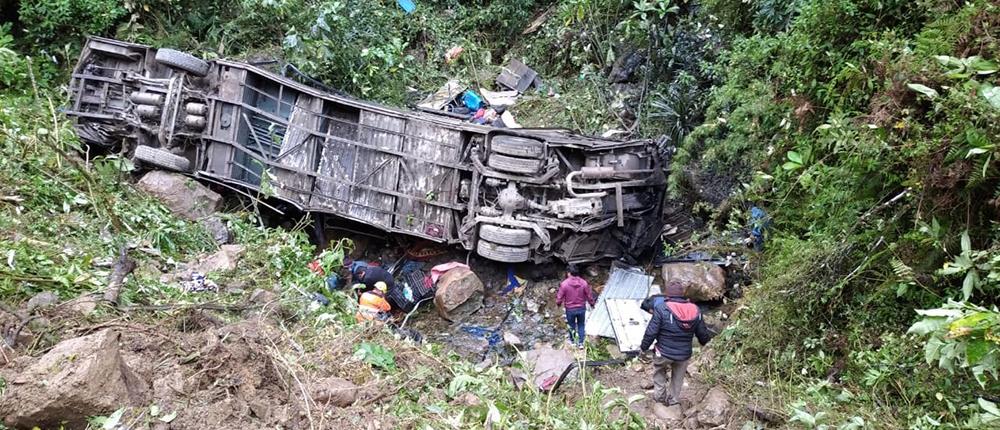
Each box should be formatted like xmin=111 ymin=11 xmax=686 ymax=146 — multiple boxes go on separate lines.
xmin=393 ymin=119 xmax=463 ymax=241
xmin=272 ymin=94 xmax=323 ymax=207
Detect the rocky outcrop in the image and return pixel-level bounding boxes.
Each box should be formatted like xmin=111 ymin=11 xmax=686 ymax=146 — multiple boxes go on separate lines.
xmin=137 ymin=171 xmax=231 ymax=244
xmin=0 ymin=329 xmax=148 ymax=429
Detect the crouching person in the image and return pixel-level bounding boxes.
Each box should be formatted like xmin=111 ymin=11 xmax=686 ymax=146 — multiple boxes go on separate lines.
xmin=355 ymin=281 xmax=391 ymax=323
xmin=639 ymin=280 xmax=712 ymax=406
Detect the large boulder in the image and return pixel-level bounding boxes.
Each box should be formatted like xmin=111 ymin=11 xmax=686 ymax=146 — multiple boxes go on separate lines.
xmin=433 ymin=267 xmax=484 ymax=321
xmin=0 ymin=329 xmax=148 ymax=429
xmin=137 ymin=171 xmax=222 ymax=221
xmin=661 ymin=262 xmax=726 ymax=301
xmin=696 ymin=387 xmax=732 ymax=427
xmin=311 ymin=377 xmax=358 ymax=407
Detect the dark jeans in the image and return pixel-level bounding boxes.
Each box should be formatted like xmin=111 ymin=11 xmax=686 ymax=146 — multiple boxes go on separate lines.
xmin=565 ymin=307 xmax=586 ymax=345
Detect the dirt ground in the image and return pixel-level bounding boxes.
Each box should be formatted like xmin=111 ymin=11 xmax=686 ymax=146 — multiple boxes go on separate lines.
xmin=1 ymin=228 xmax=744 ymax=429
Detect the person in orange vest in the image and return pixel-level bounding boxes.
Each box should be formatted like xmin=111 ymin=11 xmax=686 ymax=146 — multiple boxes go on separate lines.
xmin=355 ymin=281 xmax=392 ymax=323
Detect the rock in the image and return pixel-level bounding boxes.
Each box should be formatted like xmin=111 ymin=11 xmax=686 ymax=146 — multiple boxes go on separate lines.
xmin=433 ymin=267 xmax=484 ymax=321
xmin=26 ymin=291 xmax=59 ymax=313
xmin=274 ymin=405 xmax=291 ymax=426
xmin=609 ymin=48 xmax=645 ymax=83
xmin=696 ymin=387 xmax=732 ymax=427
xmin=661 ymin=262 xmax=726 ymax=302
xmin=137 ymin=171 xmax=222 ymax=221
xmin=249 ymin=400 xmax=270 ymax=420
xmin=508 ymin=367 xmax=528 ymax=390
xmin=640 ymin=379 xmax=654 ymax=390
xmin=0 ymin=329 xmax=148 ymax=429
xmin=476 ymin=355 xmax=495 ymax=371
xmin=250 ymin=288 xmax=279 ymax=305
xmin=194 ymin=244 xmax=243 ymax=274
xmin=652 ymin=403 xmax=684 ymax=422
xmin=66 ymin=294 xmax=100 ymax=316
xmin=451 ymin=392 xmax=482 ymax=407
xmin=311 ymin=377 xmax=358 ymax=407
xmin=521 ymin=344 xmax=575 ymax=391
xmin=525 ymin=299 xmax=540 ymax=313
xmin=503 ymin=331 xmax=523 ymax=347
xmin=683 ymin=416 xmax=700 ymax=429
xmin=200 ymin=215 xmax=232 ymax=244
xmin=606 ymin=343 xmax=625 ymax=360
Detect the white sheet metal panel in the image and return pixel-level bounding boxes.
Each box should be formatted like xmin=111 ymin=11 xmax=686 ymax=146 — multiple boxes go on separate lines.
xmin=607 ymin=298 xmax=652 ymax=353
xmin=585 ymin=265 xmax=653 ymax=338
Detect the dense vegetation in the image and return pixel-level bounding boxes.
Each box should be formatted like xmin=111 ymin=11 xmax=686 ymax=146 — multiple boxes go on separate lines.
xmin=2 ymin=0 xmax=999 ymax=428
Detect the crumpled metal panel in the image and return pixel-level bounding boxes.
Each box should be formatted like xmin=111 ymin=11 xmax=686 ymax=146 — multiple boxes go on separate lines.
xmin=585 ymin=265 xmax=653 ymax=338
xmin=606 ymin=298 xmax=651 ymax=352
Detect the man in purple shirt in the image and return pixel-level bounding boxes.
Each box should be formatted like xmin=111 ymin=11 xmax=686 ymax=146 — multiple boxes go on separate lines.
xmin=556 ymin=264 xmax=596 ymax=349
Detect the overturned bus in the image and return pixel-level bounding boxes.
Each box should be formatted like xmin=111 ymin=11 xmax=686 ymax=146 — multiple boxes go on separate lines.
xmin=67 ymin=37 xmax=669 ymax=263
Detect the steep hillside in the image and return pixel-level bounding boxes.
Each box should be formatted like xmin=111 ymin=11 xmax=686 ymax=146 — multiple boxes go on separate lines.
xmin=2 ymin=0 xmax=999 ymax=428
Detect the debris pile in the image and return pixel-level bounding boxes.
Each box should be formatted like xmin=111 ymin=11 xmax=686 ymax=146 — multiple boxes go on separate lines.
xmin=418 ymin=59 xmax=555 ymax=128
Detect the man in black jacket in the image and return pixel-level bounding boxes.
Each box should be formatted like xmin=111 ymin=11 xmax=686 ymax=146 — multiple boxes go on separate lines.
xmin=639 ymin=280 xmax=713 ymax=406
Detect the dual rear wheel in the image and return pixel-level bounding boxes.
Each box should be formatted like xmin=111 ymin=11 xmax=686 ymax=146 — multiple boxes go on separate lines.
xmin=486 ymin=135 xmax=545 ymax=175
xmin=476 ymin=224 xmax=532 ymax=263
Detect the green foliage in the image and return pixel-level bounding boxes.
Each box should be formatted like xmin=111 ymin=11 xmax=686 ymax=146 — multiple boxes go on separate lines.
xmin=650 ymin=73 xmax=704 ymax=144
xmin=0 ymin=25 xmax=32 ymax=92
xmin=18 ymin=0 xmax=126 ymax=53
xmin=403 ymin=362 xmax=645 ymax=429
xmin=282 ymin=1 xmax=413 ymax=102
xmin=689 ymin=0 xmax=1000 ymax=427
xmin=354 ymin=342 xmax=397 ymax=371
xmin=910 ymin=301 xmax=999 ymax=382
xmin=0 ymin=91 xmax=213 ymax=301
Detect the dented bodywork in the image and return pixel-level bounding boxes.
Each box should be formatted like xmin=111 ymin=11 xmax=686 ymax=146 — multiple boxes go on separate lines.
xmin=67 ymin=37 xmax=669 ymax=263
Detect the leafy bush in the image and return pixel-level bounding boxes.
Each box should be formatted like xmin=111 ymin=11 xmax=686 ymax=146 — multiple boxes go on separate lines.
xmin=0 ymin=24 xmax=31 ymax=92
xmin=0 ymin=91 xmax=213 ymax=301
xmin=686 ymin=0 xmax=1000 ymax=426
xmin=18 ymin=0 xmax=126 ymax=53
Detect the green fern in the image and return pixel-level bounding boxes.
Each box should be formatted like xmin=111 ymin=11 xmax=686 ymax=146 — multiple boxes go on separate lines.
xmin=966 ymin=155 xmax=992 ymax=188
xmin=890 ymin=258 xmax=915 ymax=282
